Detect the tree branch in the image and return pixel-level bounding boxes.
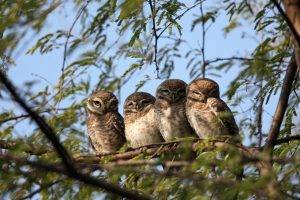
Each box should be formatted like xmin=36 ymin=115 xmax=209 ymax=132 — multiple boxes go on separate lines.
xmin=264 ymin=56 xmax=298 ymax=150
xmin=275 ymin=135 xmax=300 ymax=145
xmin=271 ymin=0 xmax=300 ymax=47
xmin=148 ymin=0 xmax=159 ymax=77
xmin=75 ymin=138 xmax=261 ymax=163
xmin=157 ymin=1 xmax=204 ymax=38
xmin=200 ymin=2 xmax=206 ymax=77
xmin=0 ymin=139 xmax=50 ymax=155
xmin=21 ymin=180 xmax=62 ymax=200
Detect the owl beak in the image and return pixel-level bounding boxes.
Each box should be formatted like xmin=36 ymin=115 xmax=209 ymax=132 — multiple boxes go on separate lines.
xmin=136 ymin=103 xmax=142 ymax=111
xmin=171 ymin=92 xmax=176 ymax=102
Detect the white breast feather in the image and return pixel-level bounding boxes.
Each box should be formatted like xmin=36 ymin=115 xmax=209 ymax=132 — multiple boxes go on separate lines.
xmin=125 ymin=108 xmax=162 ymax=147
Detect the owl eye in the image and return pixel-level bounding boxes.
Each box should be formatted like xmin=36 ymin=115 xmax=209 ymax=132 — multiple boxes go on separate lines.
xmin=192 ymin=90 xmax=202 ymax=95
xmin=177 ymin=89 xmax=185 ymax=95
xmin=127 ymin=101 xmax=134 ymax=107
xmin=93 ymin=100 xmax=101 ymax=107
xmin=160 ymin=89 xmax=170 ymax=94
xmin=140 ymin=99 xmax=152 ymax=105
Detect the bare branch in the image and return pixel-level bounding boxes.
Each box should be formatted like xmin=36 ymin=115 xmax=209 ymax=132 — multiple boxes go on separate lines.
xmin=275 ymin=135 xmax=300 ymax=145
xmin=148 ymin=0 xmax=159 ymax=77
xmin=264 ymin=56 xmax=298 ymax=150
xmin=75 ymin=138 xmax=261 ymax=163
xmin=200 ymin=2 xmax=206 ymax=77
xmin=21 ymin=180 xmax=62 ymax=200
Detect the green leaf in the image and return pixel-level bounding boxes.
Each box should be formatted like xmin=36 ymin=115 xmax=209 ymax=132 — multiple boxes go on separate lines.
xmin=119 ymin=0 xmax=145 ymax=19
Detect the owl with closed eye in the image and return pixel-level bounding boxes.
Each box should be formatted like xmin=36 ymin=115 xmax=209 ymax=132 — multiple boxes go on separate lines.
xmin=186 ymin=78 xmax=240 ymax=140
xmin=86 ymin=90 xmax=125 ymax=154
xmin=124 ymin=92 xmax=164 ymax=148
xmin=155 ymin=79 xmax=194 ymax=141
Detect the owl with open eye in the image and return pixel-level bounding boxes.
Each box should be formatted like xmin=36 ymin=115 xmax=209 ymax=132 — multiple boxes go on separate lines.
xmin=155 ymin=79 xmax=194 ymax=141
xmin=124 ymin=92 xmax=164 ymax=148
xmin=186 ymin=78 xmax=240 ymax=140
xmin=86 ymin=90 xmax=126 ymax=154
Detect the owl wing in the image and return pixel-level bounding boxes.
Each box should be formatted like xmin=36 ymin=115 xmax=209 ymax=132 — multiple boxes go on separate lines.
xmin=88 ymin=135 xmax=97 ymax=151
xmin=109 ymin=112 xmax=126 ymax=139
xmin=210 ymin=98 xmax=239 ymax=136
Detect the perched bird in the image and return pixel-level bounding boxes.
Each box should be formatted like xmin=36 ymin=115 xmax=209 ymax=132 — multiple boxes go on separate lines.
xmin=186 ymin=78 xmax=239 ymax=140
xmin=86 ymin=90 xmax=125 ymax=154
xmin=155 ymin=79 xmax=194 ymax=141
xmin=124 ymin=92 xmax=164 ymax=148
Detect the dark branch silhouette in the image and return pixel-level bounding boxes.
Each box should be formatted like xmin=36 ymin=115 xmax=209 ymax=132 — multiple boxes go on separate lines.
xmin=275 ymin=135 xmax=300 ymax=145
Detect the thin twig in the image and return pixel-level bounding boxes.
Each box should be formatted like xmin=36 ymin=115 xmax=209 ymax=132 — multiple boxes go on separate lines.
xmin=256 ymin=80 xmax=264 ymax=147
xmin=148 ymin=0 xmax=159 ymax=77
xmin=275 ymin=135 xmax=300 ymax=145
xmin=0 ymin=139 xmax=50 ymax=155
xmin=200 ymin=2 xmax=206 ymax=77
xmin=21 ymin=180 xmax=62 ymax=200
xmin=58 ymin=1 xmax=90 ymax=105
xmin=157 ymin=1 xmax=204 ymax=38
xmin=0 ymin=107 xmax=79 ymax=125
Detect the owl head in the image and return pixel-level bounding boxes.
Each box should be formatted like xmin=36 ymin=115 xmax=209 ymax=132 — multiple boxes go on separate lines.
xmin=156 ymin=79 xmax=187 ymax=103
xmin=187 ymin=78 xmax=220 ymax=103
xmin=124 ymin=92 xmax=156 ymax=114
xmin=86 ymin=90 xmax=118 ymax=115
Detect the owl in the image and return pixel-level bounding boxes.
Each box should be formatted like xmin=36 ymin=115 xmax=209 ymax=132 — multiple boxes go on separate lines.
xmin=124 ymin=92 xmax=164 ymax=148
xmin=86 ymin=90 xmax=125 ymax=154
xmin=186 ymin=78 xmax=240 ymax=140
xmin=155 ymin=79 xmax=194 ymax=141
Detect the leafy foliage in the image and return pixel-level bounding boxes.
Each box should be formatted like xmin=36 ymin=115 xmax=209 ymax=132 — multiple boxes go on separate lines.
xmin=0 ymin=0 xmax=299 ymax=199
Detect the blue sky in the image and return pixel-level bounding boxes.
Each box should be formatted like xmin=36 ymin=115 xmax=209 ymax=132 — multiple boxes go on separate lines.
xmin=3 ymin=1 xmax=281 ymax=145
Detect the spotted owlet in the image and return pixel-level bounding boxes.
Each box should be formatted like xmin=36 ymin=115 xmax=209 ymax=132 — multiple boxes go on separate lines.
xmin=86 ymin=90 xmax=126 ymax=154
xmin=124 ymin=92 xmax=164 ymax=148
xmin=186 ymin=78 xmax=240 ymax=140
xmin=155 ymin=79 xmax=194 ymax=141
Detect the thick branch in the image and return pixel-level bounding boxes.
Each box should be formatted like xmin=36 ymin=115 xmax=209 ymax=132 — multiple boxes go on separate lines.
xmin=75 ymin=138 xmax=261 ymax=163
xmin=282 ymin=0 xmax=300 ymax=45
xmin=265 ymin=56 xmax=297 ymax=150
xmin=272 ymin=0 xmax=300 ymax=47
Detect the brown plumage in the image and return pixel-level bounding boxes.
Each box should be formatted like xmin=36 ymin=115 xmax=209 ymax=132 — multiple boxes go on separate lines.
xmin=86 ymin=90 xmax=125 ymax=154
xmin=124 ymin=92 xmax=164 ymax=148
xmin=186 ymin=78 xmax=240 ymax=140
xmin=155 ymin=79 xmax=194 ymax=141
